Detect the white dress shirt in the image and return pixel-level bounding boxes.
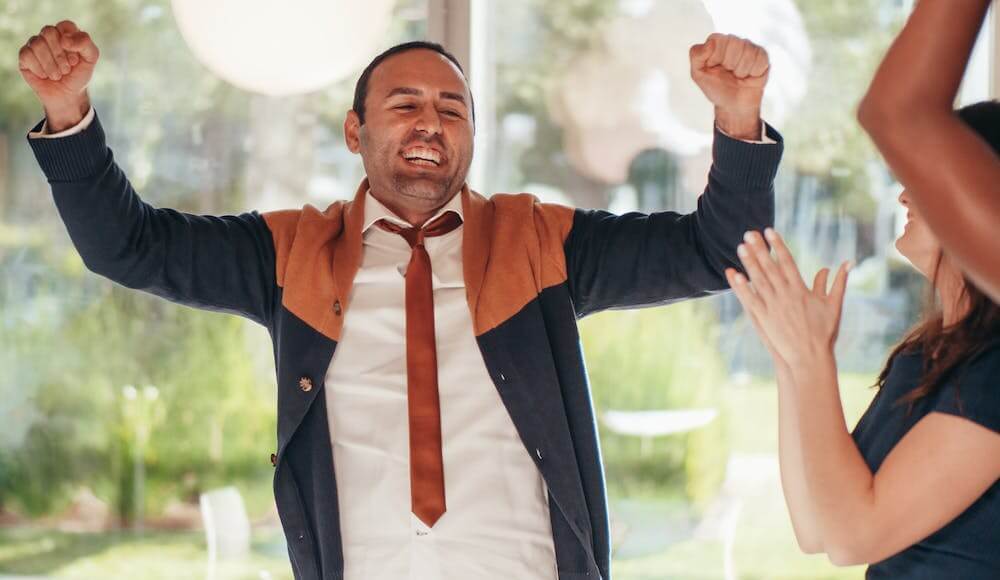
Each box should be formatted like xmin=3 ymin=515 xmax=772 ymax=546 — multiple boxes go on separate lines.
xmin=323 ymin=192 xmax=558 ymax=580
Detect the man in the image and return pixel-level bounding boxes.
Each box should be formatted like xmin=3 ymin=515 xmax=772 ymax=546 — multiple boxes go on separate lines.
xmin=20 ymin=19 xmax=782 ymax=580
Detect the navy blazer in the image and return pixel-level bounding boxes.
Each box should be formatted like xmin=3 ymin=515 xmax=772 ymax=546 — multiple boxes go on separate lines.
xmin=28 ymin=112 xmax=782 ymax=580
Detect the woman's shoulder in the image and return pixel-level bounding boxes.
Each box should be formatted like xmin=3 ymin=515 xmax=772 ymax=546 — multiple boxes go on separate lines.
xmin=933 ymin=339 xmax=1000 ymax=433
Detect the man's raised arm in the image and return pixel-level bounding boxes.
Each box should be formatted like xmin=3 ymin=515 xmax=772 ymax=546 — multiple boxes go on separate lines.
xmin=20 ymin=21 xmax=280 ymax=326
xmin=563 ymin=34 xmax=783 ymax=317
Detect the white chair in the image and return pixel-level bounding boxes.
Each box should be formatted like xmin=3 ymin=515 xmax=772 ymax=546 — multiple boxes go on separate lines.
xmin=200 ymin=485 xmax=252 ymax=579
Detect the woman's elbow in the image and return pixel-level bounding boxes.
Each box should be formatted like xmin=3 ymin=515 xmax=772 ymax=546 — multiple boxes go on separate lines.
xmin=824 ymin=536 xmax=872 ymax=567
xmin=798 ymin=540 xmax=825 ymax=555
xmin=857 ymin=96 xmax=893 ymax=135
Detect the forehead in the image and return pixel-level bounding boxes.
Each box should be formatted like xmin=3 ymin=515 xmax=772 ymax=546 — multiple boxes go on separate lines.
xmin=368 ymin=49 xmax=470 ymax=99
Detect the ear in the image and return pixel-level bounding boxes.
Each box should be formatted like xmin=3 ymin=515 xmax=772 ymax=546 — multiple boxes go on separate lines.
xmin=344 ymin=110 xmax=361 ymax=153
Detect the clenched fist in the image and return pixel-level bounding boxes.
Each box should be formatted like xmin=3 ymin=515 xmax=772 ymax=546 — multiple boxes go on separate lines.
xmin=18 ymin=20 xmax=100 ymax=132
xmin=689 ymin=33 xmax=770 ymax=140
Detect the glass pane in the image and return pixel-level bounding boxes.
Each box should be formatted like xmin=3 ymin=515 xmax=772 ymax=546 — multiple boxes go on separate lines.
xmin=0 ymin=1 xmax=426 ymax=578
xmin=469 ymin=0 xmax=992 ymax=578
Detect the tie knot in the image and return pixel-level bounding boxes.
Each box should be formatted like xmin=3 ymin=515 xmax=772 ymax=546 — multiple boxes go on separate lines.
xmin=377 ymin=211 xmax=462 ymax=249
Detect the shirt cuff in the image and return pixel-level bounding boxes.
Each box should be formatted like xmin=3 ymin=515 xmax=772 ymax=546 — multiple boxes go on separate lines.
xmin=28 ymin=106 xmax=96 ymax=139
xmin=716 ymin=120 xmax=775 ymax=144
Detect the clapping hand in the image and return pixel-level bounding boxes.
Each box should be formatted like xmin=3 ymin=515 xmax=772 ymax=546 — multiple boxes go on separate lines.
xmin=725 ymin=229 xmax=851 ymax=368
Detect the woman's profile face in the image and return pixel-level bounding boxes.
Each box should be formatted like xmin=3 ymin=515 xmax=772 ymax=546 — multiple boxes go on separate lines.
xmin=894 ymin=190 xmax=944 ymax=279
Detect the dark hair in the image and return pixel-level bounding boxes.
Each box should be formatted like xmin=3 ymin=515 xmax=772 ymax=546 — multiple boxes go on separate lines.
xmin=352 ymin=41 xmax=474 ymax=125
xmin=875 ymin=100 xmax=1000 ymax=411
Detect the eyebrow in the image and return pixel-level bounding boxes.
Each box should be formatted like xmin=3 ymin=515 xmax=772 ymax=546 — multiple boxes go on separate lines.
xmin=386 ymin=87 xmax=467 ymax=107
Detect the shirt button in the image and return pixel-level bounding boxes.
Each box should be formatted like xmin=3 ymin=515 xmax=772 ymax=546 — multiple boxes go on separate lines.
xmin=535 ymin=448 xmax=543 ymax=460
xmin=298 ymin=377 xmax=313 ymax=392
xmin=270 ymin=453 xmax=277 ymax=467
xmin=333 ymin=300 xmax=342 ymax=316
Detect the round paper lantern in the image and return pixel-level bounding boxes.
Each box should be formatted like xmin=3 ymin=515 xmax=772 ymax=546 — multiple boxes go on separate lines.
xmin=171 ymin=0 xmax=395 ymax=96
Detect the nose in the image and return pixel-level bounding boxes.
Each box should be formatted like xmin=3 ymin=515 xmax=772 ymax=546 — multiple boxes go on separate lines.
xmin=414 ymin=105 xmax=442 ymax=136
xmin=897 ymin=190 xmax=910 ymax=206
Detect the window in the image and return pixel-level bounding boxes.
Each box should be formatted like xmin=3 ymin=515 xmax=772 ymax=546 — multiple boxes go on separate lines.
xmin=0 ymin=1 xmax=995 ymax=578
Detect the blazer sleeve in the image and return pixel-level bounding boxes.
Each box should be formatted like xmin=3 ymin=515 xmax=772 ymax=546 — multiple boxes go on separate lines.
xmin=26 ymin=111 xmax=277 ymax=327
xmin=564 ymin=124 xmax=783 ymax=318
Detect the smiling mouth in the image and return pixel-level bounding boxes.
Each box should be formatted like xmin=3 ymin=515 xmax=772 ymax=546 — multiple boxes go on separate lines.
xmin=400 ymin=146 xmax=444 ymax=167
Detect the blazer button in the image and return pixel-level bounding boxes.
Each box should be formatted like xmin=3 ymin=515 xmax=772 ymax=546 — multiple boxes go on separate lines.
xmin=270 ymin=453 xmax=277 ymax=467
xmin=298 ymin=377 xmax=313 ymax=392
xmin=333 ymin=300 xmax=342 ymax=316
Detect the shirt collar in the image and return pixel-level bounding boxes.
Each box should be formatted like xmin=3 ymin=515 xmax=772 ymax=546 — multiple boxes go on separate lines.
xmin=362 ymin=189 xmax=464 ymax=234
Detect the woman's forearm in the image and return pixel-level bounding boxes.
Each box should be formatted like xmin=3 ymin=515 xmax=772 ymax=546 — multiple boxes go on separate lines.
xmin=774 ymin=363 xmax=825 ymax=553
xmin=788 ymin=351 xmax=878 ymax=565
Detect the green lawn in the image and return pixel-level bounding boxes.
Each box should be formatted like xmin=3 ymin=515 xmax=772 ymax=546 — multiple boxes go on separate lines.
xmin=0 ymin=527 xmax=293 ymax=580
xmin=0 ymin=374 xmax=878 ymax=579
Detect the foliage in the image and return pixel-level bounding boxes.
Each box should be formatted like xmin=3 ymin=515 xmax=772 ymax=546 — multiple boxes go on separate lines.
xmin=580 ymin=302 xmax=729 ymax=510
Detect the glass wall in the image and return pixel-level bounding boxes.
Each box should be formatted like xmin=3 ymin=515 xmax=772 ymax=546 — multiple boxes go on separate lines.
xmin=467 ymin=1 xmax=993 ymax=578
xmin=0 ymin=0 xmax=994 ymax=578
xmin=0 ymin=1 xmax=426 ymax=578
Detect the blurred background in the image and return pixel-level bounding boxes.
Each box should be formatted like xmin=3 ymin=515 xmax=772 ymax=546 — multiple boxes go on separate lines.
xmin=0 ymin=0 xmax=996 ymax=578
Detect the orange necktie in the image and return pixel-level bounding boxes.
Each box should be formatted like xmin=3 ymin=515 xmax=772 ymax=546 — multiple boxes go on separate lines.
xmin=377 ymin=211 xmax=462 ymax=527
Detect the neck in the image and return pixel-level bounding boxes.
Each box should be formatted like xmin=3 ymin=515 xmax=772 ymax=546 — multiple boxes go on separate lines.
xmin=369 ymin=189 xmax=458 ymax=228
xmin=937 ymin=263 xmax=969 ymax=326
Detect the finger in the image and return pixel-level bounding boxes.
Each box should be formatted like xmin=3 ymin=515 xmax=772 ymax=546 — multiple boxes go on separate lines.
xmin=830 ymin=261 xmax=851 ymax=308
xmin=27 ymin=36 xmax=61 ymax=79
xmin=55 ymin=20 xmax=80 ymax=35
xmin=722 ymin=36 xmax=746 ymax=71
xmin=737 ymin=239 xmax=777 ymax=299
xmin=690 ymin=42 xmax=711 ymax=72
xmin=763 ymin=228 xmax=807 ymax=290
xmin=726 ymin=267 xmax=766 ymax=314
xmin=706 ymin=33 xmax=728 ymax=68
xmin=745 ymin=230 xmax=788 ymax=290
xmin=61 ymin=31 xmax=99 ymax=64
xmin=40 ymin=25 xmax=70 ymax=75
xmin=749 ymin=46 xmax=770 ymax=77
xmin=812 ymin=268 xmax=830 ymax=296
xmin=18 ymin=45 xmax=46 ymax=79
xmin=733 ymin=45 xmax=757 ymax=79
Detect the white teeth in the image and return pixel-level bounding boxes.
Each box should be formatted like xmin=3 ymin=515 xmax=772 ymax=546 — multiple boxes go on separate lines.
xmin=402 ymin=147 xmax=442 ymax=165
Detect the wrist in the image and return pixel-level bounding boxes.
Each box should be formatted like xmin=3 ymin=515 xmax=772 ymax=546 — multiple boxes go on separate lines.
xmin=715 ymin=106 xmax=762 ymax=141
xmin=787 ymin=346 xmax=837 ymax=382
xmin=43 ymin=93 xmax=91 ymax=133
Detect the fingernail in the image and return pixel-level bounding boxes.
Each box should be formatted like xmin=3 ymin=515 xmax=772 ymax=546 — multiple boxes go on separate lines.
xmin=737 ymin=244 xmax=748 ymax=257
xmin=764 ymin=228 xmax=775 ymax=240
xmin=743 ymin=231 xmax=754 ymax=243
xmin=734 ymin=272 xmax=746 ymax=283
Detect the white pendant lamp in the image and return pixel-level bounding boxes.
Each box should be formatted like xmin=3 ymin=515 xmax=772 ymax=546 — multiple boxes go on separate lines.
xmin=170 ymin=0 xmax=396 ymax=96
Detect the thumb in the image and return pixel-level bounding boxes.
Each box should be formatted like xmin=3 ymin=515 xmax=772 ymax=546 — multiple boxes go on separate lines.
xmin=829 ymin=261 xmax=851 ymax=308
xmin=60 ymin=31 xmax=99 ymax=64
xmin=689 ymin=40 xmax=713 ymax=71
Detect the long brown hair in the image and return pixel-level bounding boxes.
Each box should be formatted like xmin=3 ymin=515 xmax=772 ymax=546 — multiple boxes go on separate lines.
xmin=875 ymin=254 xmax=1000 ymax=412
xmin=875 ymin=101 xmax=1000 ymax=411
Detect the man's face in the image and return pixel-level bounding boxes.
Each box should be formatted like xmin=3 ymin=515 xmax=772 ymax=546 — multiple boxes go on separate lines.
xmin=346 ymin=49 xmax=474 ymax=214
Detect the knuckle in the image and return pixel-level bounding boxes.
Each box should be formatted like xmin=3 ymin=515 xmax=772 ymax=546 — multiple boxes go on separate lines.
xmin=41 ymin=26 xmax=58 ymax=38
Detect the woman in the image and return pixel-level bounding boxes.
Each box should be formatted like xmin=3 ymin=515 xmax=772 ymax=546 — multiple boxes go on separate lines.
xmin=724 ymin=103 xmax=1000 ymax=577
xmin=859 ymin=0 xmax=1000 ymax=303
